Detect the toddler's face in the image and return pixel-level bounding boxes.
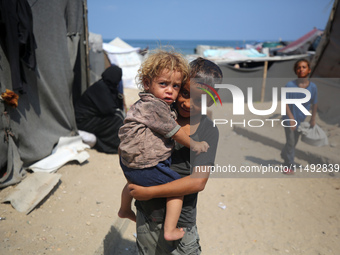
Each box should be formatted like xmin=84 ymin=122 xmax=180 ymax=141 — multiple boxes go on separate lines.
xmin=144 ymin=69 xmax=182 ymax=105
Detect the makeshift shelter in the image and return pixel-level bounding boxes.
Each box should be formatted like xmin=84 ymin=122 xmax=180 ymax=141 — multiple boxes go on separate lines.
xmin=88 ymin=32 xmax=108 ymax=85
xmin=310 ymin=0 xmax=340 ymax=125
xmin=109 ymin=37 xmax=134 ymax=49
xmin=212 ymin=29 xmax=324 ymax=103
xmin=215 ymin=54 xmax=312 ymax=102
xmin=103 ymin=37 xmax=142 ymax=89
xmin=0 ymin=0 xmax=89 ymax=188
xmin=277 ymin=28 xmax=323 ymax=55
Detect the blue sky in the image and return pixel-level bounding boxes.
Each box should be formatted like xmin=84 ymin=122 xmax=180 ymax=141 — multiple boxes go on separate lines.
xmin=87 ymin=0 xmax=334 ymax=41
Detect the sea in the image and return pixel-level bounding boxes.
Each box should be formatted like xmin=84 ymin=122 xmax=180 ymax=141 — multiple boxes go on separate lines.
xmin=103 ymin=39 xmax=258 ymax=55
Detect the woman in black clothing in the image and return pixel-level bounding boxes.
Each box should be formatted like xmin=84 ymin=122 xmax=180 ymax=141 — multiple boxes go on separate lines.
xmin=74 ymin=65 xmax=124 ymax=154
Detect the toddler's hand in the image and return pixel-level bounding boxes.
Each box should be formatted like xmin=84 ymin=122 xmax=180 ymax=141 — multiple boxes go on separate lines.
xmin=191 ymin=141 xmax=209 ymax=154
xmin=128 ymin=184 xmax=152 ymax=201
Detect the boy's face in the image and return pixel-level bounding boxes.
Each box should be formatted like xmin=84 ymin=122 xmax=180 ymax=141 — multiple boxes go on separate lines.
xmin=143 ymin=69 xmax=182 ymax=105
xmin=176 ymin=81 xmax=207 ymax=118
xmin=295 ymin=61 xmax=311 ymax=78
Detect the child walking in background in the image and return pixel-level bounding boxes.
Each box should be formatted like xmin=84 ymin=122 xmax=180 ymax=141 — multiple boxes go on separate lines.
xmin=118 ymin=49 xmax=209 ymax=241
xmin=281 ymin=59 xmax=318 ymax=174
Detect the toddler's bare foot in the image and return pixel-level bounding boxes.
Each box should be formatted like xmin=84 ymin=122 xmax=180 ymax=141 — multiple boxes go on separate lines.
xmin=164 ymin=227 xmax=185 ymax=241
xmin=118 ymin=208 xmax=136 ymax=222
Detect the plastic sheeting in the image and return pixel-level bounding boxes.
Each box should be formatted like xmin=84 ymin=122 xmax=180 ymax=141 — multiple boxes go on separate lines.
xmin=27 ymin=136 xmax=90 ymax=173
xmin=89 ymin=32 xmax=106 ymax=84
xmin=310 ymin=0 xmax=340 ymax=78
xmin=204 ymin=48 xmax=266 ymax=59
xmin=298 ymin=122 xmax=329 ymax=147
xmin=4 ymin=172 xmax=62 ymax=214
xmin=277 ymin=28 xmax=323 ymax=55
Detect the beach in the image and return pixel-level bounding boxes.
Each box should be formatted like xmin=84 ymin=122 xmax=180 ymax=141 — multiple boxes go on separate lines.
xmin=1 ymin=88 xmax=340 ymax=255
xmin=104 ymin=39 xmax=256 ymax=55
xmin=0 ymin=1 xmax=338 ymax=254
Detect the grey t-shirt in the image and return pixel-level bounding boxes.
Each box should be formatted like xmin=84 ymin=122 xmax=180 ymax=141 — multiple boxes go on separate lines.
xmin=135 ymin=116 xmax=219 ymax=227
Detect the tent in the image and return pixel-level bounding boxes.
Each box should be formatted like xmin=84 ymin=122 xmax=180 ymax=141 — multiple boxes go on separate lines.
xmin=103 ymin=37 xmax=142 ymax=89
xmin=0 ymin=0 xmax=89 ymax=188
xmin=88 ymin=32 xmax=107 ymax=85
xmin=109 ymin=37 xmax=135 ymax=49
xmin=277 ymin=28 xmax=323 ymax=55
xmin=310 ymin=0 xmax=340 ymax=125
xmin=215 ymin=54 xmax=311 ymax=102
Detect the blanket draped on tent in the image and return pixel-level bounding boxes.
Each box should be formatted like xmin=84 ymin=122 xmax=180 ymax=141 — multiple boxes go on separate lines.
xmin=0 ymin=0 xmax=37 ymax=93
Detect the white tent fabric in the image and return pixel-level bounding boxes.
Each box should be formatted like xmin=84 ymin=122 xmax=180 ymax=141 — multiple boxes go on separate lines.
xmin=27 ymin=136 xmax=90 ymax=173
xmin=103 ymin=40 xmax=142 ymax=89
xmin=109 ymin=37 xmax=134 ymax=49
xmin=103 ymin=43 xmax=140 ymax=54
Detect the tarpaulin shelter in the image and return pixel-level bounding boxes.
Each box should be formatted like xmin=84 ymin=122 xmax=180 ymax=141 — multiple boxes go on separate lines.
xmin=88 ymin=32 xmax=107 ymax=85
xmin=277 ymin=28 xmax=323 ymax=55
xmin=310 ymin=0 xmax=340 ymax=125
xmin=0 ymin=0 xmax=89 ymax=188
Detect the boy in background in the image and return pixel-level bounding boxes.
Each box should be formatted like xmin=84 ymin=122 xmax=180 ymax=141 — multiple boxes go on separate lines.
xmin=281 ymin=59 xmax=318 ymax=174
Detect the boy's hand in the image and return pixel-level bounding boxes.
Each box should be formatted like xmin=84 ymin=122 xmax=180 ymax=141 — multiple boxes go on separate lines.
xmin=290 ymin=119 xmax=297 ymax=131
xmin=191 ymin=141 xmax=209 ymax=154
xmin=309 ymin=118 xmax=316 ymax=128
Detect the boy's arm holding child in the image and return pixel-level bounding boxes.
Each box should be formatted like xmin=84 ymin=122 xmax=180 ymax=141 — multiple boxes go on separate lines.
xmin=129 ymin=170 xmax=209 ymax=200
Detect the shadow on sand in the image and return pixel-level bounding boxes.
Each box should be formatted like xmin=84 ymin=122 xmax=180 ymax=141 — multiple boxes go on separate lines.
xmin=94 ymin=218 xmax=137 ymax=255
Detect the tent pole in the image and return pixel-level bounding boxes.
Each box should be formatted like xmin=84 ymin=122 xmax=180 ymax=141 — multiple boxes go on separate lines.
xmin=261 ymin=61 xmax=268 ymax=103
xmin=83 ymin=0 xmax=90 ymax=89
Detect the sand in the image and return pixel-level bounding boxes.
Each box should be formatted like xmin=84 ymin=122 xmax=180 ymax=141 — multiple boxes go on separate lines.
xmin=0 ymin=88 xmax=340 ymax=255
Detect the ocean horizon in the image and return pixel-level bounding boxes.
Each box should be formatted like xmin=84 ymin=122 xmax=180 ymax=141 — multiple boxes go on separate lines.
xmin=103 ymin=38 xmax=265 ymax=55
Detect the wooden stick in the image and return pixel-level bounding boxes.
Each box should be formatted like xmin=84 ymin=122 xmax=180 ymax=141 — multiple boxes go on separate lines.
xmin=261 ymin=61 xmax=268 ymax=103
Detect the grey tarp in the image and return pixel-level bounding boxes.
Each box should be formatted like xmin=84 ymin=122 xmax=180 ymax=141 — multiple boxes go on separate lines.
xmin=0 ymin=0 xmax=87 ymax=187
xmin=89 ymin=32 xmax=106 ymax=85
xmin=310 ymin=0 xmax=340 ymax=125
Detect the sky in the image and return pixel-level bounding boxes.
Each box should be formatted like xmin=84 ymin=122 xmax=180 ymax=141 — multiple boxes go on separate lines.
xmin=87 ymin=0 xmax=334 ymax=41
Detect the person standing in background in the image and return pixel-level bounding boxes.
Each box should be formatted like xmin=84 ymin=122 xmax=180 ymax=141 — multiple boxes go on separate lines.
xmin=281 ymin=59 xmax=318 ymax=174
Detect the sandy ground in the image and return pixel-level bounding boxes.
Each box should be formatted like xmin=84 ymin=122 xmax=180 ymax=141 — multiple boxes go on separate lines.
xmin=1 ymin=89 xmax=340 ymax=255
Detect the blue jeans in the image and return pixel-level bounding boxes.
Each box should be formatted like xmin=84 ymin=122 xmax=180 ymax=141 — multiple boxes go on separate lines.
xmin=281 ymin=127 xmax=301 ymax=167
xmin=120 ymin=157 xmax=181 ymax=187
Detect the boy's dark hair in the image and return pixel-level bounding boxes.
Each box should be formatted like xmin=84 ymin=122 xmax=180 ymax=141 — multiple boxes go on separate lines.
xmin=293 ymin=59 xmax=311 ymax=74
xmin=189 ymin=57 xmax=223 ymax=91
